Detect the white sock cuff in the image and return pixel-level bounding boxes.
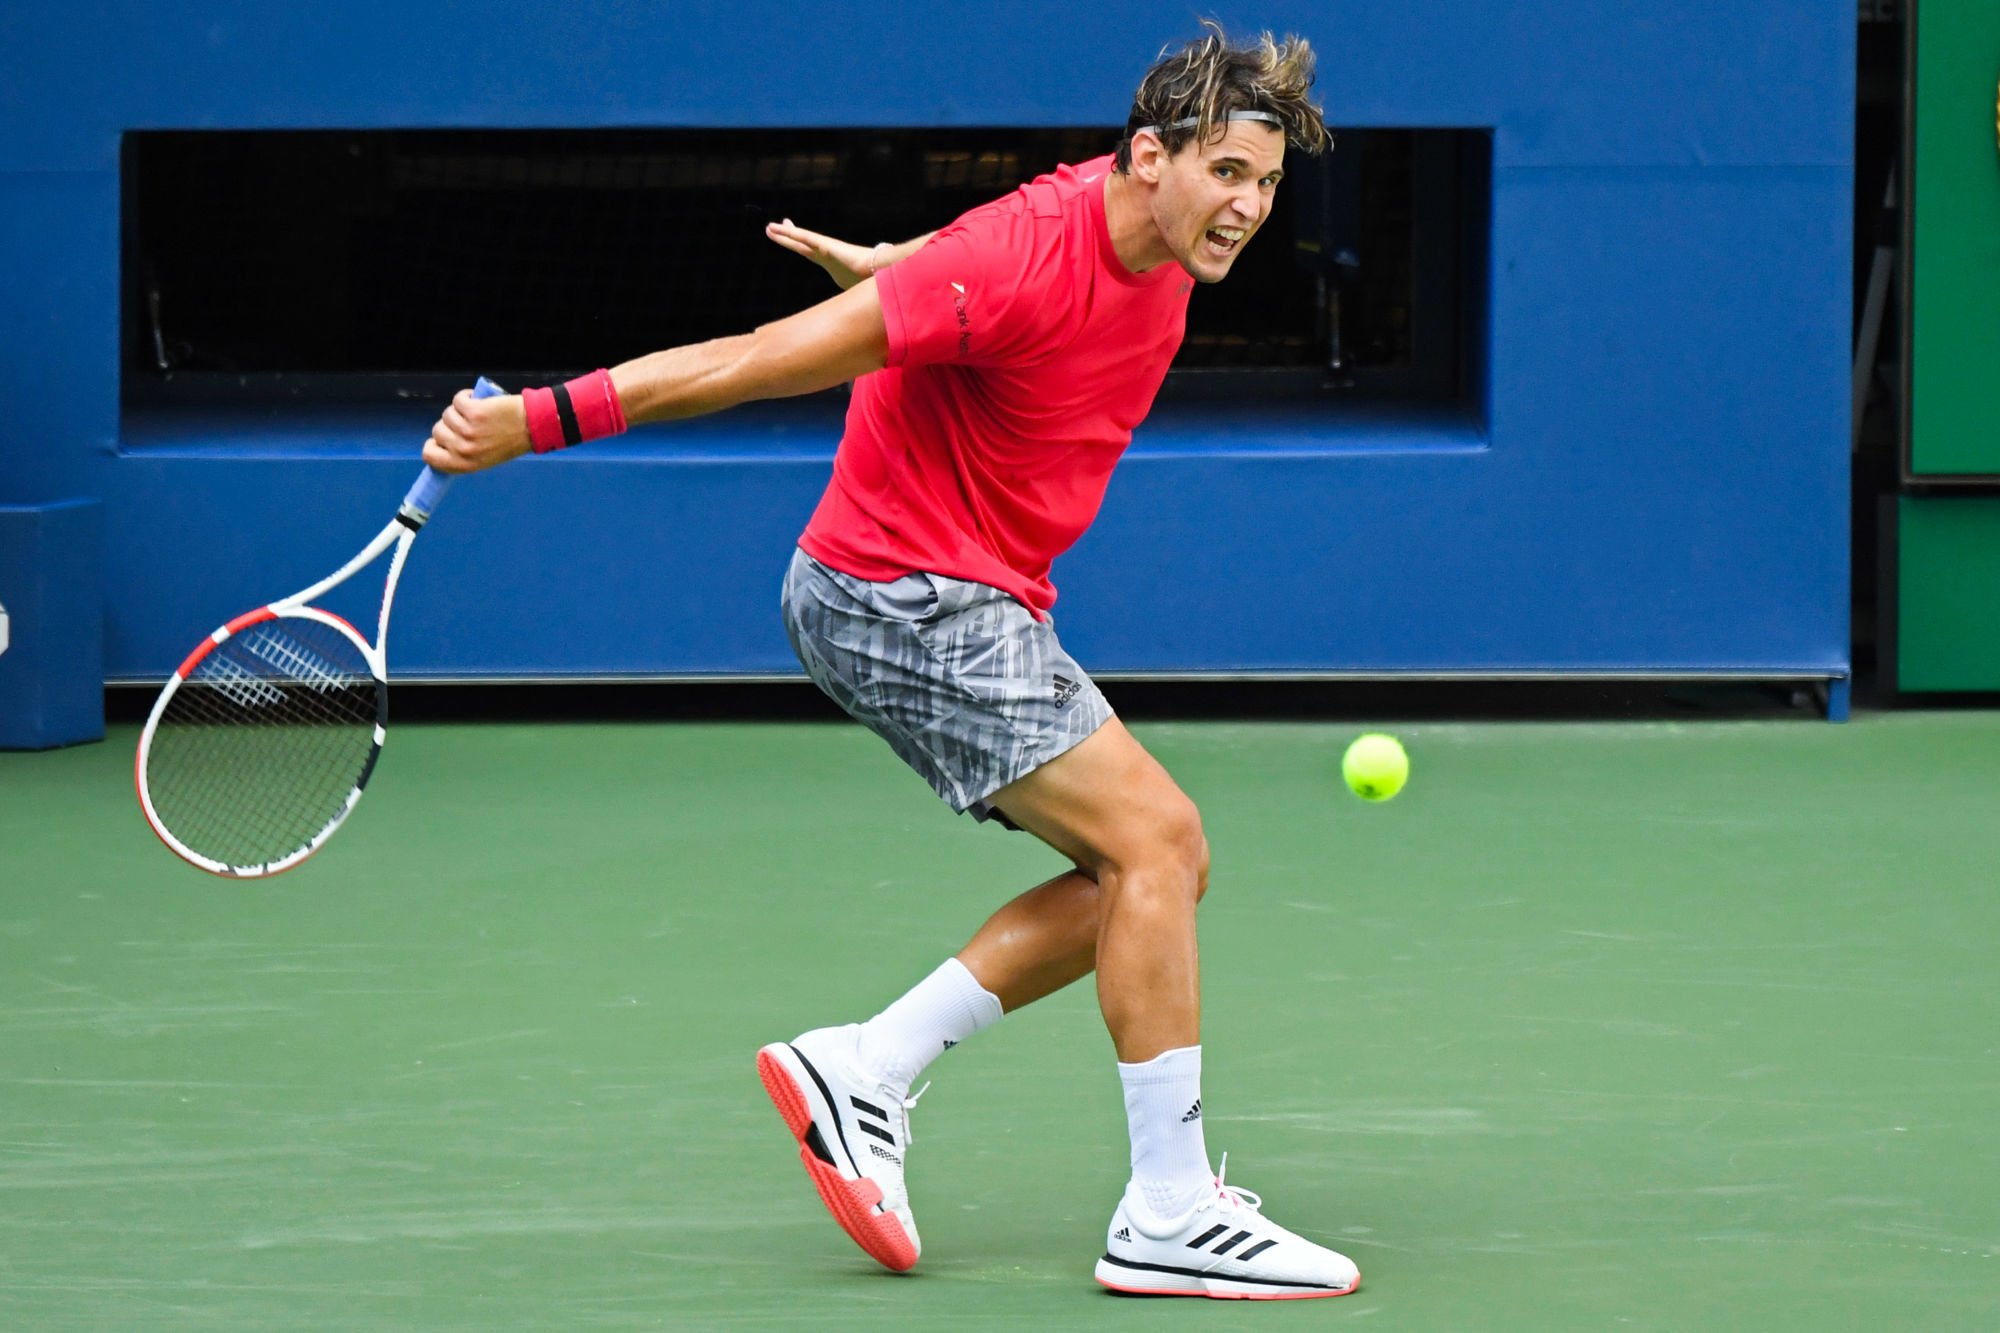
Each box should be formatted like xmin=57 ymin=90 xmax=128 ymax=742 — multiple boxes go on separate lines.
xmin=939 ymin=957 xmax=1005 ymax=1027
xmin=854 ymin=956 xmax=1004 ymax=1089
xmin=1117 ymin=1044 xmax=1202 ymax=1084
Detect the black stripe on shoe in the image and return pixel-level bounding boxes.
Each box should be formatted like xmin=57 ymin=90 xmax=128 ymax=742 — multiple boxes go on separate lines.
xmin=787 ymin=1045 xmax=860 ymax=1176
xmin=854 ymin=1118 xmax=896 ymax=1145
xmin=849 ymin=1095 xmax=888 ymax=1120
xmin=1186 ymin=1225 xmax=1230 ymax=1249
xmin=1211 ymin=1230 xmax=1253 ymax=1255
xmin=1097 ymin=1253 xmax=1336 ymax=1289
xmin=1237 ymin=1239 xmax=1278 ymax=1262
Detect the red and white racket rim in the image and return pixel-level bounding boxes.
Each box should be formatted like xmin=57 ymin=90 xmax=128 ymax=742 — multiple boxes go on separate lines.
xmin=135 ymin=606 xmax=383 ymax=879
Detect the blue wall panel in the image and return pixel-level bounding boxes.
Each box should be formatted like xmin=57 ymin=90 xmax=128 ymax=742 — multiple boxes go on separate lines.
xmin=0 ymin=173 xmax=120 ymax=505
xmin=0 ymin=1 xmax=1854 ymax=682
xmin=0 ymin=4 xmax=1854 ymax=163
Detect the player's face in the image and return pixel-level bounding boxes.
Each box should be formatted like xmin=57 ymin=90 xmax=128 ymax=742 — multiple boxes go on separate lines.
xmin=1152 ymin=123 xmax=1286 ymax=284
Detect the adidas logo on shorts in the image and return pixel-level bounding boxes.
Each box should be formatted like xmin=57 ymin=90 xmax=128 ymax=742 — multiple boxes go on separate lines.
xmin=1051 ymin=673 xmax=1082 ymax=708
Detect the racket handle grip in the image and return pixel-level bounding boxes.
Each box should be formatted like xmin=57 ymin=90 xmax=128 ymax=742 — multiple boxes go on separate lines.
xmin=401 ymin=377 xmax=505 ymax=525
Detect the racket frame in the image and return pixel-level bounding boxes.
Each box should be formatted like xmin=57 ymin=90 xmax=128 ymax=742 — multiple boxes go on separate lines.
xmin=134 ymin=522 xmax=411 ymax=878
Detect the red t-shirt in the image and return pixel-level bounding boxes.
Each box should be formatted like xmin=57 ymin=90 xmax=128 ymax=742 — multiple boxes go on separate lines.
xmin=798 ymin=155 xmax=1192 ymax=617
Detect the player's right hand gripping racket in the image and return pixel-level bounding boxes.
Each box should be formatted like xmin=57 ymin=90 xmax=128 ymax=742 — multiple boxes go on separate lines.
xmin=136 ymin=377 xmax=503 ymax=878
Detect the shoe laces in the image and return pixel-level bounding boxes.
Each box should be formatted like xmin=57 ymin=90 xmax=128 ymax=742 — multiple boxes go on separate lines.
xmin=1214 ymin=1152 xmax=1263 ymax=1213
xmin=895 ymin=1080 xmax=930 ymax=1147
xmin=865 ymin=1079 xmax=928 ymax=1215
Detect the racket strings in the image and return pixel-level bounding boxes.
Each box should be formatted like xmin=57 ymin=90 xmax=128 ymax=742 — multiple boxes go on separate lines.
xmin=145 ymin=618 xmax=382 ymax=870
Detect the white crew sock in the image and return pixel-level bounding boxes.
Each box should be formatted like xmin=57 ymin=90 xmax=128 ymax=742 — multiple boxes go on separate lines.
xmin=855 ymin=957 xmax=1004 ymax=1090
xmin=1119 ymin=1044 xmax=1214 ymax=1224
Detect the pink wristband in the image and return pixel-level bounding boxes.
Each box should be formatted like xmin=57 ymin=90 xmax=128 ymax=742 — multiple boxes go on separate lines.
xmin=525 ymin=369 xmax=629 ymax=454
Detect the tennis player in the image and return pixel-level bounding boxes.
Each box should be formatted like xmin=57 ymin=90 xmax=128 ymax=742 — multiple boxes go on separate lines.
xmin=424 ymin=22 xmax=1359 ymax=1300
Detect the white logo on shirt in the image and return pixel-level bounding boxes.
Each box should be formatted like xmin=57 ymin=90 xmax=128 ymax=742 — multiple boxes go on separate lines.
xmin=951 ymin=282 xmax=965 ymax=294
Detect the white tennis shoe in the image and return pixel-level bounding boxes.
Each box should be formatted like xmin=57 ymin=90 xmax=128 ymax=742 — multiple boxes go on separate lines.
xmin=1095 ymin=1156 xmax=1361 ymax=1299
xmin=757 ymin=1024 xmax=926 ymax=1272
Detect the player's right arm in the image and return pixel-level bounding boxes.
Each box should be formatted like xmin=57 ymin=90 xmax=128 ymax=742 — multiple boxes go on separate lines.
xmin=613 ymin=278 xmax=889 ymax=422
xmin=422 ymin=279 xmax=889 ymax=474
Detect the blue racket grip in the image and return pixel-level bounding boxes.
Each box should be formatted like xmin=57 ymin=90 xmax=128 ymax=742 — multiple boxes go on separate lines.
xmin=402 ymin=377 xmax=505 ymax=522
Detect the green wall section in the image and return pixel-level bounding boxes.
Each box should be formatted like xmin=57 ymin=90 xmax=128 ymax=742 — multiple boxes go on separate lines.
xmin=1896 ymin=496 xmax=2000 ymax=689
xmin=1910 ymin=0 xmax=2000 ymax=475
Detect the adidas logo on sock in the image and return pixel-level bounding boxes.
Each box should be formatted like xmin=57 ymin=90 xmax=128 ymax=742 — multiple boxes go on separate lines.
xmin=1181 ymin=1099 xmax=1202 ymax=1123
xmin=1113 ymin=1226 xmax=1132 ymax=1243
xmin=942 ymin=1039 xmax=957 ymax=1050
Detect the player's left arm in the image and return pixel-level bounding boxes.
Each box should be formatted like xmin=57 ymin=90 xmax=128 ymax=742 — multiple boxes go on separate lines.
xmin=423 ymin=280 xmax=889 ymax=474
xmin=765 ymin=219 xmax=938 ymax=290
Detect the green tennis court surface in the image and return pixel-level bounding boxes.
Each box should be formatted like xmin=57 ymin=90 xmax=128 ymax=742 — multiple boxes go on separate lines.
xmin=4 ymin=713 xmax=1997 ymax=1329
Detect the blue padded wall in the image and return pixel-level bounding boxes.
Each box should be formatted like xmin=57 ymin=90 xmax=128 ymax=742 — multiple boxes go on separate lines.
xmin=0 ymin=500 xmax=105 ymax=748
xmin=0 ymin=2 xmax=1852 ymax=682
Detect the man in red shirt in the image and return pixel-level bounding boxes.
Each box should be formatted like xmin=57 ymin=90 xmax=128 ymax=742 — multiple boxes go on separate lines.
xmin=425 ymin=22 xmax=1358 ymax=1300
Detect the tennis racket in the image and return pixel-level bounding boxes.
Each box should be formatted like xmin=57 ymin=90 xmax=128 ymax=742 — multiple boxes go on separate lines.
xmin=136 ymin=377 xmax=502 ymax=877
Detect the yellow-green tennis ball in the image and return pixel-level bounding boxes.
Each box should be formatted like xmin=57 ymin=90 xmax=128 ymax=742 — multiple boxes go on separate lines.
xmin=1342 ymin=733 xmax=1408 ymax=802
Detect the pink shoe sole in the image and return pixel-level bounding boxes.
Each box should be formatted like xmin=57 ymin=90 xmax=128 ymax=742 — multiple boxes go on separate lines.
xmin=1095 ymin=1275 xmax=1361 ymax=1300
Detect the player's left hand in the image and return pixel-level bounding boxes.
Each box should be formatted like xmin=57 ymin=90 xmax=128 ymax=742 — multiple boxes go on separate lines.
xmin=425 ymin=388 xmax=531 ymax=474
xmin=766 ymin=218 xmax=875 ymax=290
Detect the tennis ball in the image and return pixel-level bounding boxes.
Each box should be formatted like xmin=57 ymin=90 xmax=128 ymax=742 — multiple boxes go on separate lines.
xmin=1342 ymin=733 xmax=1408 ymax=802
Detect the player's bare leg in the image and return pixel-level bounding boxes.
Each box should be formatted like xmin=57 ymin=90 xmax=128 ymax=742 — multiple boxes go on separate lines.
xmin=981 ymin=718 xmax=1206 ymax=1060
xmin=953 ymin=868 xmax=1100 ymax=1011
xmin=986 ymin=717 xmax=1360 ymax=1299
xmin=954 ymin=855 xmax=1211 ymax=1016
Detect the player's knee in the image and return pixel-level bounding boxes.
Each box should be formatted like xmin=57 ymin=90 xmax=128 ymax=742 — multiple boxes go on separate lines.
xmin=1143 ymin=795 xmax=1207 ymax=905
xmin=1081 ymin=792 xmax=1206 ymax=910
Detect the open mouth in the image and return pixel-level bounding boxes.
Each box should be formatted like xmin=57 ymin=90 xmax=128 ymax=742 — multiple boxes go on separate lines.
xmin=1203 ymin=226 xmax=1246 ymax=257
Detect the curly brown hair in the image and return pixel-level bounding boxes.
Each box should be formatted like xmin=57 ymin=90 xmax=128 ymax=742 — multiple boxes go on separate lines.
xmin=1114 ymin=19 xmax=1330 ymax=172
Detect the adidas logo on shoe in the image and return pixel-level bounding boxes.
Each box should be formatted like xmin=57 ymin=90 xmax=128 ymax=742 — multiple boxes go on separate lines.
xmin=1181 ymin=1099 xmax=1202 ymax=1123
xmin=1113 ymin=1227 xmax=1133 ymax=1243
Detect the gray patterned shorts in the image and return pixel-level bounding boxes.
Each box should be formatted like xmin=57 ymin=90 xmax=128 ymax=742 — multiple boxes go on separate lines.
xmin=781 ymin=548 xmax=1112 ymax=824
